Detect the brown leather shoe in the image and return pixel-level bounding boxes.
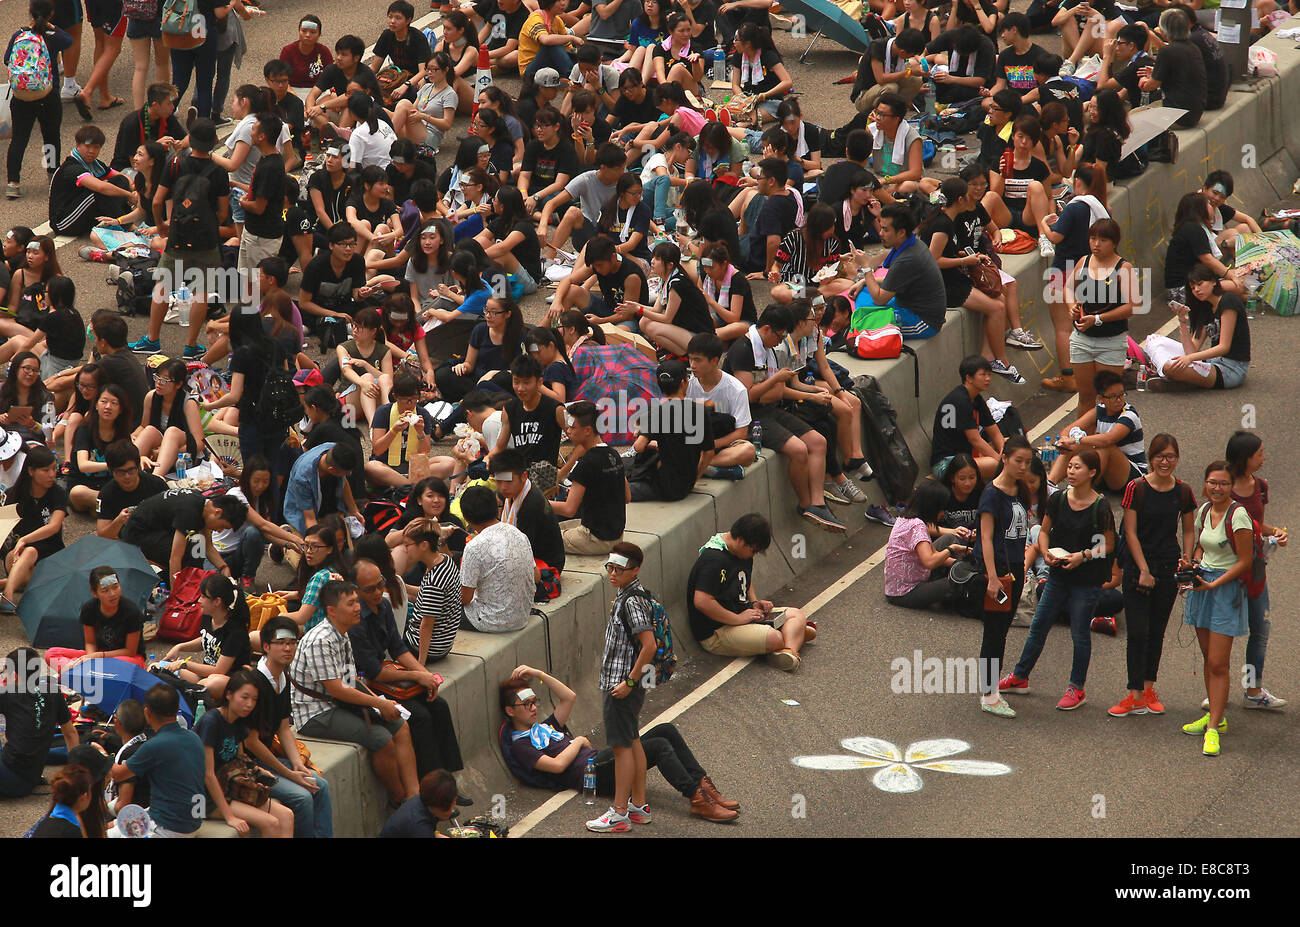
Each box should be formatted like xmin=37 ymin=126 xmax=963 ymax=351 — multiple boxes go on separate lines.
xmin=700 ymin=775 xmax=740 ymax=811
xmin=690 ymin=787 xmax=739 ymax=822
xmin=1040 ymin=373 xmax=1077 ymax=392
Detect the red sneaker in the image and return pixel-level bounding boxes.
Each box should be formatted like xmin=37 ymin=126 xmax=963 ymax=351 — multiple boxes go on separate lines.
xmin=1056 ymin=686 xmax=1086 ymax=711
xmin=998 ymin=673 xmax=1030 ymax=694
xmin=1108 ymin=691 xmax=1148 ymax=717
xmin=1091 ymin=615 xmax=1117 ymax=635
xmin=1143 ymin=686 xmax=1166 ymax=714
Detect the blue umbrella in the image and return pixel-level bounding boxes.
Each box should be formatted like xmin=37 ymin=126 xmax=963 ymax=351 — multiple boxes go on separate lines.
xmin=59 ymin=658 xmax=194 ymax=725
xmin=19 ymin=536 xmax=160 ymax=649
xmin=779 ymin=0 xmax=872 ymax=62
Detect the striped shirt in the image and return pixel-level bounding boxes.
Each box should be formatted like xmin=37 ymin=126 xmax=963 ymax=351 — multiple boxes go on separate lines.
xmin=775 ymin=230 xmax=844 ymax=285
xmin=1097 ymin=401 xmax=1147 ymax=474
xmin=405 ymin=554 xmax=464 ymax=662
xmin=599 ymin=579 xmax=655 ymax=691
xmin=289 ymin=619 xmax=354 ymax=730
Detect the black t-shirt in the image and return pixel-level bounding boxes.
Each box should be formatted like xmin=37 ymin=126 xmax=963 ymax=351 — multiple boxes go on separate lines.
xmin=37 ymin=306 xmax=85 ymax=361
xmin=1152 ymin=40 xmax=1206 ymax=125
xmin=570 ymin=444 xmax=626 ymax=540
xmin=723 ymin=336 xmax=779 ymax=406
xmin=163 ymin=153 xmax=230 ymax=238
xmin=920 ymin=212 xmax=968 ymax=299
xmin=1163 ymin=222 xmax=1213 ymax=289
xmin=201 ymin=615 xmax=252 ymax=669
xmin=307 ymin=169 xmax=356 ymax=226
xmin=126 ymin=487 xmax=206 ymax=538
xmin=687 ymin=0 xmax=718 ymax=53
xmin=595 ymin=258 xmax=647 ymax=309
xmin=697 ymin=207 xmax=741 ymax=268
xmin=818 ymin=160 xmax=877 ymax=207
xmin=599 ymin=199 xmax=652 ymax=260
xmin=1204 ymin=293 xmax=1250 ymax=363
xmin=522 ymin=139 xmax=579 ymax=190
xmin=79 ymin=598 xmax=147 ymax=656
xmin=925 ymin=31 xmax=996 ymax=103
xmin=249 ymin=669 xmax=291 ymax=749
xmin=97 ymin=471 xmax=168 ymax=521
xmin=492 ymin=216 xmax=543 ymax=280
xmin=476 ymin=0 xmax=531 ymax=51
xmin=508 ymin=712 xmax=596 ymax=791
xmin=1001 ymin=157 xmax=1050 ymax=212
xmin=747 ymin=193 xmax=799 ymax=272
xmin=931 ymin=385 xmax=992 ymax=464
xmin=505 ymin=395 xmax=563 ymax=465
xmin=728 ymin=47 xmax=783 ymax=95
xmin=244 ymin=153 xmax=287 ymax=239
xmin=711 ymin=271 xmax=757 ymax=324
xmin=301 ymin=251 xmax=367 ymax=311
xmin=347 ymin=190 xmax=398 ymax=230
xmin=195 ymin=708 xmax=249 ymax=768
xmin=72 ymin=422 xmax=114 ymax=483
xmin=1190 ymin=29 xmax=1228 ymax=111
xmin=0 ymin=684 xmax=71 ymax=784
xmin=665 ymin=270 xmax=713 ymax=334
xmin=996 ymin=45 xmax=1045 ymax=97
xmin=687 ymin=545 xmax=751 ymax=641
xmin=642 ymin=398 xmax=714 ymax=501
xmin=1122 ymin=477 xmax=1195 ymax=568
xmin=611 ymin=93 xmax=659 ymax=130
xmin=1038 ymin=78 xmax=1085 ymax=133
xmin=941 ymin=488 xmax=980 ymax=533
xmin=373 ymin=27 xmax=432 ymax=76
xmin=49 ymin=155 xmax=109 ymax=228
xmin=96 ymin=349 xmax=149 ymax=427
xmin=386 ymin=159 xmax=438 ymax=208
xmin=279 ymin=204 xmax=315 ymax=265
xmin=1044 ymin=489 xmax=1115 ymax=586
xmin=228 ymin=343 xmax=273 ymax=415
xmin=512 ymin=487 xmax=566 ymax=573
xmin=15 ymin=484 xmax=67 ymax=556
xmin=1118 ymin=52 xmax=1158 ymax=104
xmin=313 ymin=61 xmax=377 ymax=96
xmin=275 ymin=90 xmax=307 ymax=155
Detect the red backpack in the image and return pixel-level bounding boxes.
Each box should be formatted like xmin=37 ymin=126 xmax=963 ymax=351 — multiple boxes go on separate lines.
xmin=155 ymin=567 xmax=215 ymax=642
xmin=1195 ymin=501 xmax=1268 ymax=600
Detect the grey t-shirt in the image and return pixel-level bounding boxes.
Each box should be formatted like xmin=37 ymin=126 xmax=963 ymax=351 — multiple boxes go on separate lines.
xmin=460 ymin=522 xmax=535 ymax=633
xmin=226 ymin=115 xmax=293 ymax=188
xmin=568 ymin=62 xmax=622 ymax=95
xmin=405 ymin=259 xmax=453 ymax=308
xmin=881 ymin=239 xmax=948 ymax=332
xmin=565 ymin=171 xmax=619 ymax=225
xmin=587 ymin=0 xmax=641 ymax=45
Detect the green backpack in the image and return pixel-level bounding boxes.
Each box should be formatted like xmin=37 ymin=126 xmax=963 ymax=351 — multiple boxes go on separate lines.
xmin=618 ymin=588 xmax=677 ymax=686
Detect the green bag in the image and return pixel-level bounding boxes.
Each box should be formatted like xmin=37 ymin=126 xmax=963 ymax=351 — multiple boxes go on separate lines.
xmin=851 ymin=305 xmax=895 ymax=333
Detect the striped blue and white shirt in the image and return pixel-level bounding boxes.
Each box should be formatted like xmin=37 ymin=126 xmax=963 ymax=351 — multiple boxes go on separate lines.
xmin=1097 ymin=402 xmax=1147 ymax=474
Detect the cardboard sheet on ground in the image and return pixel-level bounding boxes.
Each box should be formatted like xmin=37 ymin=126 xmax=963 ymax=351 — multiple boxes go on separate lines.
xmin=0 ymin=503 xmax=18 ymax=549
xmin=1121 ymin=107 xmax=1189 ymax=159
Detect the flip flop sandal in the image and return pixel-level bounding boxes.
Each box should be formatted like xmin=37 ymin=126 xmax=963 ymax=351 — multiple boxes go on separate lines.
xmin=73 ymin=96 xmax=94 ymax=122
xmin=98 ymin=97 xmax=126 ymax=110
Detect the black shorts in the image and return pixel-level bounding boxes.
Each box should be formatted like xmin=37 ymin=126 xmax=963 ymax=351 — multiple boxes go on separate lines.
xmin=85 ymin=0 xmax=126 ymax=34
xmin=602 ymin=685 xmax=646 ymax=748
xmin=52 ymin=0 xmax=85 ymax=28
xmin=754 ymin=405 xmax=812 ymax=452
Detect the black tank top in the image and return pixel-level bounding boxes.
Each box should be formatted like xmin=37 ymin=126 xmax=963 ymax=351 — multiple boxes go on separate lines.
xmin=148 ymin=391 xmax=200 ymax=455
xmin=1074 ymin=255 xmax=1130 ymax=338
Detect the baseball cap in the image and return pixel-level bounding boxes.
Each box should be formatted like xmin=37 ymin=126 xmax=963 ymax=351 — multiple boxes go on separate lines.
xmin=293 ymin=368 xmax=325 ymax=387
xmin=534 ymin=68 xmax=564 ymax=88
xmin=657 ymin=359 xmax=688 ymax=393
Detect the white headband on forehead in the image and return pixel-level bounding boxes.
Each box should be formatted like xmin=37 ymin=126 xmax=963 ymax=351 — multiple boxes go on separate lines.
xmin=325 ymin=146 xmax=342 ymax=157
xmin=516 ymin=688 xmax=537 ymax=702
xmin=606 ymin=553 xmax=630 ymax=568
xmin=99 ymin=573 xmax=120 ymax=589
xmin=495 ymin=471 xmax=514 ymax=482
xmin=301 ymin=19 xmax=318 ymax=29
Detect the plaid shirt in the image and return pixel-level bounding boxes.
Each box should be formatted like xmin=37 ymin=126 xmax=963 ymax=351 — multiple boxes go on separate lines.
xmin=289 ymin=618 xmax=354 ymax=730
xmin=571 ymin=343 xmax=661 ymax=445
xmin=599 ymin=579 xmax=655 ymax=691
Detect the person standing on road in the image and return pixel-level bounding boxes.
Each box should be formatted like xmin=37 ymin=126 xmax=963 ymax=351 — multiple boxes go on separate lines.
xmin=1225 ymin=431 xmax=1288 ymax=710
xmin=1181 ymin=461 xmax=1254 ymax=757
xmin=1001 ymin=449 xmax=1114 ymax=711
xmin=1108 ymin=434 xmax=1196 ymax=718
xmin=975 ymin=435 xmax=1033 ymax=719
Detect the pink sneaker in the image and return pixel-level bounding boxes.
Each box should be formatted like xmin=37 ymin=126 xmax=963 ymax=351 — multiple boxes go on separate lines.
xmin=998 ymin=673 xmax=1030 ymax=694
xmin=1056 ymin=686 xmax=1086 ymax=710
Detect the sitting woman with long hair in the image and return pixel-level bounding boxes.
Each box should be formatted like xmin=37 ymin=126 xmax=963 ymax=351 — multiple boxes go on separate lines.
xmin=157 ymin=573 xmax=253 ymax=698
xmin=68 ymin=384 xmax=134 ymax=513
xmin=134 ymin=358 xmax=205 ymax=478
xmin=0 ymin=446 xmax=66 ymax=615
xmin=0 ymin=351 xmax=57 ymax=445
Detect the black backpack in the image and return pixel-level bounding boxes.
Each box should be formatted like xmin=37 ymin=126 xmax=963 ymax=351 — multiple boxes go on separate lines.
xmin=255 ymin=343 xmax=300 ymax=433
xmin=168 ymin=159 xmax=219 ymax=250
xmin=113 ymin=256 xmax=157 ymax=317
xmin=852 ymin=373 xmax=919 ymax=507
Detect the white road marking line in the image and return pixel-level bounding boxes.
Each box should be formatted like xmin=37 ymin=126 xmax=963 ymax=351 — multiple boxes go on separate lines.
xmin=513 ymin=328 xmax=1188 ymax=834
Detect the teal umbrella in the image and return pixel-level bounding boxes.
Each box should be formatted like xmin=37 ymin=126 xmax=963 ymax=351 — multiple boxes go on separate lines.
xmin=779 ymin=0 xmax=872 ymax=62
xmin=19 ymin=537 xmax=160 ymax=648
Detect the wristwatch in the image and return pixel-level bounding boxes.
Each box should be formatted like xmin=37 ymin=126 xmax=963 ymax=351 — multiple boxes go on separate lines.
xmin=625 ymin=675 xmax=639 ymax=688
xmin=1094 ymin=315 xmax=1103 ymax=327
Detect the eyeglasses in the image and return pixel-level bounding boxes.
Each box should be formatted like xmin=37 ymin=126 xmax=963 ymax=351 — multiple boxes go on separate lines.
xmin=18 ymin=365 xmax=39 ymax=374
xmin=874 ymin=108 xmax=899 ymax=119
xmin=153 ymin=375 xmax=175 ymax=384
xmin=1152 ymin=453 xmax=1179 ymax=461
xmin=484 ymin=309 xmax=506 ymax=317
xmin=358 ymin=580 xmax=385 ymax=593
xmin=303 ymin=542 xmax=331 ymax=552
xmin=112 ymin=465 xmax=139 ymax=476
xmin=1100 ymin=391 xmax=1125 ymax=400
xmin=77 ymin=382 xmax=97 ymax=391
xmin=514 ymin=698 xmax=538 ymax=708
xmin=267 ymin=637 xmax=298 ymax=647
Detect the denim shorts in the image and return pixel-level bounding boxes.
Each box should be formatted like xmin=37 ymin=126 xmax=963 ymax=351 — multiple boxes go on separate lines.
xmin=125 ymin=16 xmax=160 ymax=40
xmin=1210 ymin=355 xmax=1249 ymax=389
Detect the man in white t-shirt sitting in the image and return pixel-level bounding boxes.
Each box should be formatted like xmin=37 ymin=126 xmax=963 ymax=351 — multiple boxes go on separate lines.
xmin=686 ymin=332 xmax=757 ymax=480
xmin=458 ymin=485 xmax=537 ymax=634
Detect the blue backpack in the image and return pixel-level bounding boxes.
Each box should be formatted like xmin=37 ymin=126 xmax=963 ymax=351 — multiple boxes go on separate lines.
xmin=1058 ymin=75 xmax=1096 ymax=102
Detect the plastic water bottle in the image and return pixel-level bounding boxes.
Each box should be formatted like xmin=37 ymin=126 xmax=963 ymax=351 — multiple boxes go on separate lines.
xmin=582 ymin=758 xmax=597 ymax=804
xmin=711 ymin=46 xmax=726 ymax=83
xmin=751 ymin=420 xmax=763 ymax=453
xmin=176 ymin=286 xmax=192 ymax=327
xmin=1135 ymin=364 xmax=1148 ymax=392
xmin=1140 ymin=90 xmax=1151 ymax=108
xmin=176 ymin=453 xmax=190 ymax=478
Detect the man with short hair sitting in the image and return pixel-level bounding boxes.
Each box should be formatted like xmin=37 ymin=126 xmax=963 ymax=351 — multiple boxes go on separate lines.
xmin=686 ymin=513 xmax=813 ymax=671
xmin=458 ymin=485 xmax=536 ymax=633
xmin=109 ymin=684 xmax=206 ymax=837
xmin=551 ymin=400 xmax=629 ymax=556
xmin=290 ymin=579 xmax=420 ymax=806
xmin=848 ymin=203 xmax=948 ymax=340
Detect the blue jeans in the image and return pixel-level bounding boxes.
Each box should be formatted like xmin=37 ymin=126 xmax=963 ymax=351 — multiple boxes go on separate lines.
xmin=264 ymin=764 xmax=334 ymax=838
xmin=220 ymin=522 xmax=267 ymax=580
xmin=523 ymin=44 xmax=574 ymax=80
xmin=644 ymin=173 xmax=673 ymax=223
xmin=171 ymin=31 xmax=219 ymax=119
xmin=1244 ymin=586 xmax=1270 ymax=687
xmin=1013 ymin=575 xmax=1102 ymax=688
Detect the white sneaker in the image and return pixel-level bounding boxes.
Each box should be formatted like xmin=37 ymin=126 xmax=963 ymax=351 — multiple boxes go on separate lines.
xmin=1038 ymin=236 xmax=1056 ymax=258
xmin=585 ymin=806 xmax=631 ymax=833
xmin=1005 ymin=327 xmax=1044 ymax=350
xmin=1058 ymin=60 xmax=1077 ymax=77
xmin=1244 ymin=689 xmax=1287 ymax=709
xmin=61 ymin=80 xmax=83 ymax=101
xmin=852 ymin=459 xmax=875 ymax=481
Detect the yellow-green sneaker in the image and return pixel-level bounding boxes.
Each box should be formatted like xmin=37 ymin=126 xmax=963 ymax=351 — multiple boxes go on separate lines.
xmin=1182 ymin=713 xmax=1228 ymax=735
xmin=1203 ymin=728 xmax=1220 ymax=757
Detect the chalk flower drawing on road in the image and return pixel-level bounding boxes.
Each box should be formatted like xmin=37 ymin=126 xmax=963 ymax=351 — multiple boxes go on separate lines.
xmin=791 ymin=737 xmax=1011 ymax=794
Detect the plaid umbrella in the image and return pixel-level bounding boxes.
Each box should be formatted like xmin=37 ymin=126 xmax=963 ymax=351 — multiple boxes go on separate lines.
xmin=571 ymin=342 xmax=662 ymax=445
